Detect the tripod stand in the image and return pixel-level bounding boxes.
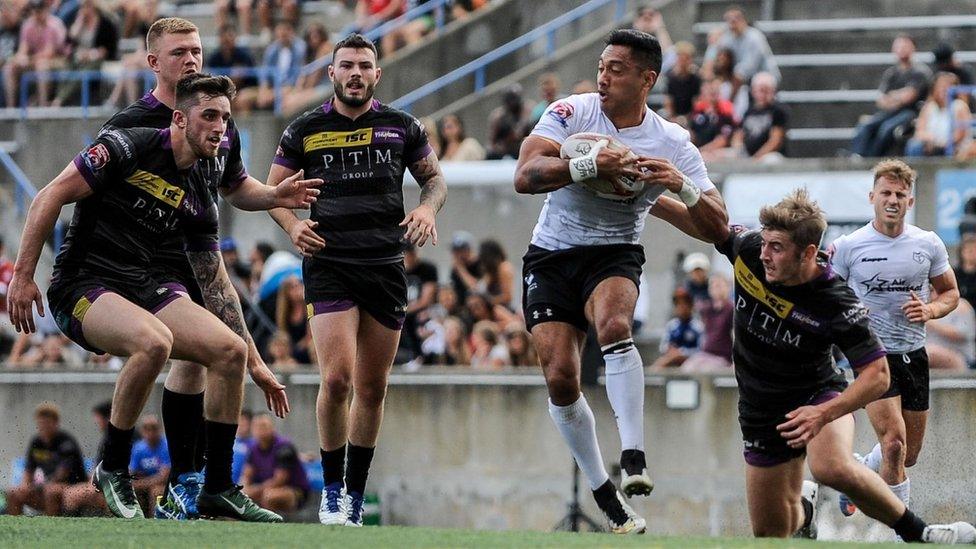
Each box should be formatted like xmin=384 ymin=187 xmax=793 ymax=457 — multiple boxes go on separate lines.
xmin=552 ymin=461 xmax=603 ymax=532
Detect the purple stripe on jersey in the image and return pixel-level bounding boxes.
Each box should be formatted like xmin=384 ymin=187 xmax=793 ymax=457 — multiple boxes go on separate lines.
xmin=370 ymin=99 xmax=381 ymax=111
xmin=159 ymin=128 xmax=173 ymax=149
xmin=223 ymin=169 xmax=247 ymax=191
xmin=273 ymin=155 xmax=301 ymax=171
xmin=817 ymin=261 xmax=835 ymax=281
xmin=148 ymin=291 xmax=182 ymax=314
xmin=371 ymin=127 xmax=405 ymax=144
xmin=140 ymin=91 xmax=161 ymax=109
xmin=308 ymin=299 xmax=356 ymax=317
xmin=850 ymin=348 xmax=887 ymax=369
xmin=406 ymin=143 xmax=433 ymax=165
xmin=160 ymin=282 xmax=189 ymax=295
xmin=376 ymin=313 xmax=405 ymax=331
xmin=321 ymin=100 xmax=333 ymax=114
xmin=220 ymin=127 xmax=236 ymax=151
xmin=72 ymin=155 xmax=99 ymax=189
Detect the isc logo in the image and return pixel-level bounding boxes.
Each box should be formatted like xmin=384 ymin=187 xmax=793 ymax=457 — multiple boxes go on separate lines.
xmin=345 ymin=132 xmax=369 ymax=143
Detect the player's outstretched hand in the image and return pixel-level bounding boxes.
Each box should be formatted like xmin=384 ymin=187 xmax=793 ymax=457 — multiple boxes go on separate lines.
xmin=401 ymin=204 xmax=438 ymax=247
xmin=274 ymin=169 xmax=323 ymax=210
xmin=249 ymin=361 xmax=290 ymax=418
xmin=777 ymin=405 xmax=828 ymax=449
xmin=7 ymin=274 xmax=44 ymax=334
xmin=289 ymin=219 xmax=326 ymax=257
xmin=635 ymin=157 xmax=683 ymax=193
xmin=902 ymin=291 xmax=933 ymax=323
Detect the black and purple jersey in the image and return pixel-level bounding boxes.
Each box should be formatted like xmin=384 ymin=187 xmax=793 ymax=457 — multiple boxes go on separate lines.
xmin=52 ymin=127 xmax=220 ymax=287
xmin=716 ymin=227 xmax=886 ymax=409
xmin=273 ymin=98 xmax=433 ymax=264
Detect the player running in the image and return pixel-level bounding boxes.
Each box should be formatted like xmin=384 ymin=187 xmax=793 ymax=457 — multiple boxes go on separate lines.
xmin=716 ymin=188 xmax=974 ymax=544
xmin=267 ymin=33 xmax=447 ymax=527
xmin=830 ymin=159 xmax=959 ymax=517
xmin=513 ymin=29 xmax=729 ymax=534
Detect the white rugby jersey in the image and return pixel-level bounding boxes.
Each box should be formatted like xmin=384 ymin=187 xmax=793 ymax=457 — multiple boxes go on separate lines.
xmin=528 ymin=93 xmax=715 ymax=250
xmin=830 ymin=223 xmax=950 ymax=353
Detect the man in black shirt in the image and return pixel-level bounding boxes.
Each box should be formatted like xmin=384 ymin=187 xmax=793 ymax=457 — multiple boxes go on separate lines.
xmin=5 ymin=403 xmax=86 ymax=516
xmin=7 ymin=75 xmax=296 ymax=523
xmin=268 ymin=33 xmax=447 ymax=527
xmin=717 ymin=189 xmax=974 ymax=543
xmin=733 ymin=72 xmax=788 ymax=161
xmin=956 ymin=234 xmax=976 ymax=309
xmin=402 ymin=244 xmax=438 ymax=365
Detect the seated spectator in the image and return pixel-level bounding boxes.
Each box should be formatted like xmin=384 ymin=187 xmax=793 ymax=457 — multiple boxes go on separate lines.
xmin=450 ymin=0 xmax=487 ymax=21
xmin=702 ymin=7 xmax=780 ymax=86
xmin=851 ymin=35 xmax=931 ymax=157
xmin=4 ymin=0 xmax=67 ymax=107
xmin=0 ymin=235 xmax=16 ymax=354
xmin=129 ymin=414 xmax=170 ymax=515
xmin=572 ymin=79 xmax=596 ymax=94
xmin=650 ymin=289 xmax=703 ymax=369
xmin=731 ymin=71 xmax=788 ymax=162
xmin=220 ymin=237 xmax=252 ymax=298
xmin=709 ymin=47 xmax=749 ymax=119
xmin=402 ymin=244 xmax=439 ymax=365
xmin=268 ymin=332 xmax=299 ymax=370
xmin=355 ymin=0 xmax=406 ymax=57
xmin=208 ymin=24 xmax=258 ymax=96
xmin=420 ymin=115 xmax=441 ymax=156
xmin=632 ymin=5 xmax=674 ymax=74
xmin=215 ymin=0 xmax=256 ymax=38
xmin=469 ymin=320 xmax=509 ymax=369
xmin=486 ymin=85 xmax=530 ymax=159
xmin=248 ymin=241 xmax=276 ymax=295
xmin=926 ymin=288 xmax=976 ymax=370
xmin=17 ymin=333 xmax=78 ymax=368
xmin=275 ymin=275 xmax=310 ymax=363
xmin=932 ymin=42 xmax=974 ymax=86
xmin=905 ymin=72 xmax=971 ymax=157
xmin=690 ymin=78 xmax=737 ymax=161
xmin=439 ymin=113 xmax=485 ymax=161
xmin=440 ymin=316 xmax=470 ymax=365
xmin=463 ymin=292 xmax=494 ymax=332
xmin=433 ymin=285 xmax=463 ymax=318
xmin=450 ymin=231 xmax=481 ymax=304
xmin=62 ymin=401 xmax=111 ymax=515
xmin=51 ymin=0 xmax=117 ymax=107
xmin=283 ymin=21 xmax=333 ymax=113
xmin=681 ymin=274 xmax=733 ymax=371
xmin=681 ymin=253 xmax=711 ymax=304
xmin=232 ymin=409 xmax=253 ymax=485
xmin=237 ymin=19 xmax=306 ymax=112
xmin=956 ymin=233 xmax=976 ymax=307
xmin=475 ymin=239 xmax=514 ymax=308
xmin=528 ymin=72 xmax=561 ymax=127
xmin=257 ymin=0 xmax=303 ymax=44
xmin=663 ymin=41 xmax=700 ymax=125
xmin=242 ymin=413 xmax=310 ymax=513
xmin=0 ymin=3 xmax=22 ymax=103
xmin=504 ymin=324 xmax=538 ymax=367
xmin=6 ymin=402 xmax=87 ymax=516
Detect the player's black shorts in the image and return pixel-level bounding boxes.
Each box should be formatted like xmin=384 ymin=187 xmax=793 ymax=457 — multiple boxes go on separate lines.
xmin=739 ymin=383 xmax=847 ymax=467
xmin=149 ymin=246 xmax=205 ymax=306
xmin=303 ymin=257 xmax=407 ymax=331
xmin=868 ymin=348 xmax=930 ymax=411
xmin=47 ymin=275 xmax=182 ymax=354
xmin=521 ymin=243 xmax=644 ymax=332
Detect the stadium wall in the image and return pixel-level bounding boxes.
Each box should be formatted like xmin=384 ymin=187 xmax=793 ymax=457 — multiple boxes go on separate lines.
xmin=0 ymin=371 xmax=974 ymax=538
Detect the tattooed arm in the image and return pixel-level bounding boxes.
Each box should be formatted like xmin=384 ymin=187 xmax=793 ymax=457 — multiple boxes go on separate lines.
xmin=187 ymin=250 xmax=290 ymax=417
xmin=401 ymin=150 xmax=447 ymax=247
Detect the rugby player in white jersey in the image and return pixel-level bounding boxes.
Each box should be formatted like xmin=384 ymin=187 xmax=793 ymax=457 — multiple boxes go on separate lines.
xmin=830 ymin=159 xmax=959 ymax=517
xmin=513 ymin=29 xmax=729 ymax=534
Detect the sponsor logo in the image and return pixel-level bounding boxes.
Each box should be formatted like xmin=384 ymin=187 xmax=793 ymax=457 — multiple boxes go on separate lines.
xmin=788 ymin=309 xmax=823 ymax=329
xmin=841 ymin=304 xmax=870 ymax=325
xmin=734 ymin=257 xmax=794 ymax=318
xmin=125 ymin=169 xmax=185 ymax=208
xmin=860 ymin=256 xmax=887 ymax=262
xmin=531 ymin=307 xmax=553 ymax=320
xmin=913 ymin=251 xmax=924 ymax=264
xmin=100 ymin=129 xmax=133 ymax=158
xmin=859 ymin=273 xmax=923 ymax=296
xmin=546 ymin=101 xmax=574 ymax=128
xmin=303 ymin=129 xmax=374 ymax=151
xmin=83 ymin=143 xmax=111 ymax=171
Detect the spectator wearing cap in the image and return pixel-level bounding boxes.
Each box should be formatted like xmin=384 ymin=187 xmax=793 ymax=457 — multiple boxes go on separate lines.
xmin=651 ymin=288 xmax=703 ymax=369
xmin=682 ymin=252 xmax=711 ymax=304
xmin=487 ymin=85 xmax=531 ymax=160
xmin=220 ymin=237 xmax=253 ymax=301
xmin=932 ymin=42 xmax=973 ymax=86
xmin=4 ymin=0 xmax=67 ymax=107
xmin=450 ymin=231 xmax=482 ymax=304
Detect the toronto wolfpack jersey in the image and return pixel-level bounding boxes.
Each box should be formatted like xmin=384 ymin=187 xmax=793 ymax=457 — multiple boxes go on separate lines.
xmin=528 ymin=92 xmax=715 ymax=250
xmin=717 ymin=227 xmax=885 ymax=407
xmin=829 ymin=223 xmax=950 ymax=353
xmin=53 ymin=127 xmax=219 ymax=286
xmin=273 ymin=98 xmax=432 ymax=264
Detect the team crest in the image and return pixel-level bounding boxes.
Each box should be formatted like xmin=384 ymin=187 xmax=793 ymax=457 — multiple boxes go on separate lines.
xmin=84 ymin=143 xmax=110 ymax=172
xmin=546 ymin=101 xmax=574 ymax=128
xmin=912 ymin=251 xmax=924 ymax=264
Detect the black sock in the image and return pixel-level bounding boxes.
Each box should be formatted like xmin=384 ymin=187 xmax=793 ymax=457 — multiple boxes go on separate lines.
xmin=344 ymin=444 xmax=375 ymax=496
xmin=591 ymin=479 xmax=617 ymax=509
xmin=192 ymin=405 xmax=207 ymax=472
xmin=102 ymin=422 xmax=135 ymax=472
xmin=162 ymin=389 xmax=205 ymax=484
xmin=892 ymin=508 xmax=927 ymax=542
xmin=203 ymin=420 xmax=237 ymax=494
xmin=800 ymin=496 xmax=814 ymax=529
xmin=321 ymin=445 xmax=346 ymax=487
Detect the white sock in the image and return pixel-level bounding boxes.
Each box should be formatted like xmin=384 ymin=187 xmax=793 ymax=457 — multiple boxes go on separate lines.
xmin=864 ymin=443 xmax=883 ymax=473
xmin=602 ymin=340 xmax=645 ymax=452
xmin=890 ymin=478 xmax=910 ymax=507
xmin=548 ymin=395 xmax=610 ymax=490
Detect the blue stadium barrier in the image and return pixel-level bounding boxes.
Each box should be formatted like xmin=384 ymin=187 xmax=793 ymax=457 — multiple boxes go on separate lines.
xmin=946 ymin=85 xmax=976 ymax=156
xmin=0 ymin=148 xmax=64 ymax=253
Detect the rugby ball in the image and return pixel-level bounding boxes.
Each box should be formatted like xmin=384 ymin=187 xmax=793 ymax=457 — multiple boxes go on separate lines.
xmin=560 ymin=132 xmax=644 ymax=201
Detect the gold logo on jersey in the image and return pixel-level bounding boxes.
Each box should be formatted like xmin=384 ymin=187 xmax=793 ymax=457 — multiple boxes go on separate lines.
xmin=303 ymin=129 xmax=374 ymax=151
xmin=734 ymin=257 xmax=795 ymax=318
xmin=125 ymin=170 xmax=185 ymax=208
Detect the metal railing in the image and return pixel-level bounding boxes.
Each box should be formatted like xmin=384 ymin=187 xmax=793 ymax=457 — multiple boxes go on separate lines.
xmin=391 ymin=0 xmax=628 ymax=112
xmin=0 ymin=148 xmax=63 ymax=252
xmin=946 ymin=85 xmax=976 ymax=157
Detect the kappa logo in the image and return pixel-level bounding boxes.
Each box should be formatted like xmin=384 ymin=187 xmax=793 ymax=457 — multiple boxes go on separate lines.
xmin=84 ymin=143 xmax=111 ymax=172
xmin=860 ymin=256 xmax=887 ymax=263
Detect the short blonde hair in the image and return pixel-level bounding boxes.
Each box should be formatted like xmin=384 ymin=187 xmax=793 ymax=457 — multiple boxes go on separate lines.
xmin=674 ymin=41 xmax=696 ymax=57
xmin=759 ymin=188 xmax=827 ymax=249
xmin=147 ymin=17 xmax=199 ymax=52
xmin=872 ymin=158 xmax=916 ymax=190
xmin=35 ymin=402 xmax=60 ymax=422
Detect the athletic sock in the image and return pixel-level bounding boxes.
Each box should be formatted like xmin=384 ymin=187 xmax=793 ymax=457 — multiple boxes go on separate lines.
xmin=202 ymin=420 xmax=237 ymax=494
xmin=892 ymin=508 xmax=927 ymax=543
xmin=193 ymin=412 xmax=207 ymax=472
xmin=344 ymin=444 xmax=375 ymax=496
xmin=865 ymin=442 xmax=883 ymax=473
xmin=102 ymin=422 xmax=135 ymax=472
xmin=548 ymin=395 xmax=610 ymax=490
xmin=602 ymin=340 xmax=645 ymax=452
xmin=592 ymin=479 xmax=619 ymax=510
xmin=162 ymin=389 xmax=204 ymax=483
xmin=321 ymin=445 xmax=346 ymax=488
xmin=890 ymin=478 xmax=910 ymax=507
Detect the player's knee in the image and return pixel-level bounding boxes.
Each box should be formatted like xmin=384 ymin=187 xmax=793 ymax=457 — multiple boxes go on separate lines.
xmin=545 ymin=369 xmax=580 ymax=404
xmin=595 ymin=315 xmax=632 ymax=346
xmin=324 ymin=373 xmax=351 ymax=401
xmin=355 ymin=382 xmax=387 ymax=409
xmin=905 ymin=450 xmax=920 ymax=468
xmin=811 ymin=461 xmax=858 ymax=492
xmin=211 ymin=337 xmax=248 ymax=378
xmin=141 ymin=331 xmax=173 ymax=365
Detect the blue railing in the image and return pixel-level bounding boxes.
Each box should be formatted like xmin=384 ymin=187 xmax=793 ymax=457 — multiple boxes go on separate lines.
xmin=946 ymin=85 xmax=976 ymax=156
xmin=391 ymin=0 xmax=628 ymax=112
xmin=0 ymin=149 xmax=64 ymax=252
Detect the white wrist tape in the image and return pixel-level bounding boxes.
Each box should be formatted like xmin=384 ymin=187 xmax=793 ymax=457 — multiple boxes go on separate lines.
xmin=677 ymin=174 xmax=701 ymax=207
xmin=568 ymin=140 xmax=606 ymax=183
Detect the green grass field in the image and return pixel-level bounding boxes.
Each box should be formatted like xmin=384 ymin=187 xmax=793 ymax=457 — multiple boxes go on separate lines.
xmin=0 ymin=516 xmax=944 ymax=548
